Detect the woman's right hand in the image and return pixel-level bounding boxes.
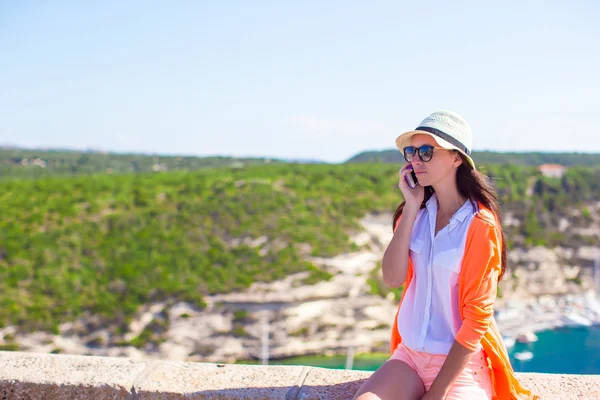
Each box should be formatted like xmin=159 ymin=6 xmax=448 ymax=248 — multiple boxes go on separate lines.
xmin=398 ymin=163 xmax=425 ymax=213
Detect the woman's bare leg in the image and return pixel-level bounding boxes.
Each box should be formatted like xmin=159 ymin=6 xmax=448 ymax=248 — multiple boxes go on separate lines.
xmin=353 ymin=360 xmax=425 ymax=400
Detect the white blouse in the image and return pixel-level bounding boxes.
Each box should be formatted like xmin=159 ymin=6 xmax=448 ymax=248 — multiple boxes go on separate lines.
xmin=397 ymin=192 xmax=480 ymax=354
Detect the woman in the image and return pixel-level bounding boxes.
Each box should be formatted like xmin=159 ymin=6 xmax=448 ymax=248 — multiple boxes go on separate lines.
xmin=353 ymin=111 xmax=538 ymax=400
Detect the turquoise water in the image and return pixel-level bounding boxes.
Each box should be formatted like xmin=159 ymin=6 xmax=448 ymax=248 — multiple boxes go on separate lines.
xmin=509 ymin=325 xmax=600 ymax=374
xmin=263 ymin=325 xmax=600 ymax=374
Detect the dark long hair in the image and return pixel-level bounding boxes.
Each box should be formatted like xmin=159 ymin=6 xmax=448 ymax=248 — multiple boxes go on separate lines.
xmin=392 ymin=154 xmax=507 ymax=282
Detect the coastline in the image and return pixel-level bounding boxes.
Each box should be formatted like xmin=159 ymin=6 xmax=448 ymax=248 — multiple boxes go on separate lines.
xmin=494 ymin=291 xmax=600 ymax=347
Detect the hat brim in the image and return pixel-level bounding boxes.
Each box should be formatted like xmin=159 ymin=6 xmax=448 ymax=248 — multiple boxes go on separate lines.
xmin=395 ymin=130 xmax=476 ymax=170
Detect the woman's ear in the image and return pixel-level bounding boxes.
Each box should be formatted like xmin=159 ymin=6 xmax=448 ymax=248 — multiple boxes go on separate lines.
xmin=453 ymin=151 xmax=463 ymax=168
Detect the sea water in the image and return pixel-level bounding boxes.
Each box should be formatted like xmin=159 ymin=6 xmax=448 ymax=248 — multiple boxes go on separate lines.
xmin=265 ymin=325 xmax=600 ymax=374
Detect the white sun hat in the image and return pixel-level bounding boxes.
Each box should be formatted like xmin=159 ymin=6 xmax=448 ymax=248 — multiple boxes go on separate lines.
xmin=395 ymin=110 xmax=475 ymax=170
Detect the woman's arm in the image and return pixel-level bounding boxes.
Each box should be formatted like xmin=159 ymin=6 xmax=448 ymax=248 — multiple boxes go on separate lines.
xmin=384 ymin=164 xmax=425 ymax=288
xmin=455 ymin=222 xmax=501 ymax=349
xmin=382 ymin=207 xmax=419 ymax=288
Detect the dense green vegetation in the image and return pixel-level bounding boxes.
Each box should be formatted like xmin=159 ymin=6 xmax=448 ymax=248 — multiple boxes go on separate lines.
xmin=0 ymin=147 xmax=283 ymax=178
xmin=1 ymin=162 xmax=599 ymax=341
xmin=0 ymin=163 xmax=400 ymax=335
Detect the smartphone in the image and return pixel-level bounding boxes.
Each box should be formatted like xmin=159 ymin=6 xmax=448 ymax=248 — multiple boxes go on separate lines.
xmin=405 ymin=169 xmax=418 ymax=189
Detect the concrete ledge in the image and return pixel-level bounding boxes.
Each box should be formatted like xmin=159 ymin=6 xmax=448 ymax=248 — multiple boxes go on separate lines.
xmin=1 ymin=351 xmax=599 ymax=399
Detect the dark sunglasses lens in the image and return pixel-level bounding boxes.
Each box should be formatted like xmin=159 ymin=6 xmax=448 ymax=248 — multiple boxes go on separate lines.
xmin=419 ymin=145 xmax=434 ymax=161
xmin=403 ymin=147 xmax=416 ymax=162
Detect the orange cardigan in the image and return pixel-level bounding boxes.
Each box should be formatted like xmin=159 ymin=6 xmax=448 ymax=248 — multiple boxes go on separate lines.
xmin=389 ymin=203 xmax=539 ymax=400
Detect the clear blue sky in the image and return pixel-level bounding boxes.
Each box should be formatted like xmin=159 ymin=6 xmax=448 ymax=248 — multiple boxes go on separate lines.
xmin=1 ymin=1 xmax=599 ymax=163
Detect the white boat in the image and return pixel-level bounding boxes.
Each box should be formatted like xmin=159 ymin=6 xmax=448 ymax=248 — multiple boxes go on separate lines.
xmin=502 ymin=336 xmax=516 ymax=349
xmin=516 ymin=331 xmax=538 ymax=343
xmin=514 ymin=351 xmax=533 ymax=361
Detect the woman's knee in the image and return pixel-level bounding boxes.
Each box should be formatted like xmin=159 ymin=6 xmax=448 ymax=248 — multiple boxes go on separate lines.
xmin=354 ymin=393 xmax=381 ymax=400
xmin=352 ymin=360 xmax=424 ymax=400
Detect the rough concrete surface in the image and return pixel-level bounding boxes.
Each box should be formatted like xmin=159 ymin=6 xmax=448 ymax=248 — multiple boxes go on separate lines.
xmin=1 ymin=351 xmax=599 ymax=399
xmin=0 ymin=350 xmax=147 ymax=399
xmin=133 ymin=361 xmax=308 ymax=399
xmin=296 ymin=367 xmax=372 ymax=400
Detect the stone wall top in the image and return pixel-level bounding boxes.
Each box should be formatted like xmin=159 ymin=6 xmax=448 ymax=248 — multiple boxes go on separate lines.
xmin=1 ymin=351 xmax=599 ymax=399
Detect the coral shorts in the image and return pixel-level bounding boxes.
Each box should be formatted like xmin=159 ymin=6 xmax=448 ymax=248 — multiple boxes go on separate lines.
xmin=388 ymin=341 xmax=493 ymax=400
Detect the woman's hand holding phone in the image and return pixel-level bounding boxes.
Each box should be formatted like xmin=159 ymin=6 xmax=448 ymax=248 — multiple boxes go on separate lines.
xmin=398 ymin=163 xmax=424 ymax=214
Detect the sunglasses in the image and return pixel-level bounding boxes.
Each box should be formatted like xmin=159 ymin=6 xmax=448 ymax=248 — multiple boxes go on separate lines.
xmin=403 ymin=145 xmax=447 ymax=163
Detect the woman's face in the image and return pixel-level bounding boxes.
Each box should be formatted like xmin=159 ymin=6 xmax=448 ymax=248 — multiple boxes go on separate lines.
xmin=409 ymin=134 xmax=462 ymax=187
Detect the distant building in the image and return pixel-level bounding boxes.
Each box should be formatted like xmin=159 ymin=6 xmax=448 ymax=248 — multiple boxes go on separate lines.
xmin=152 ymin=163 xmax=168 ymax=172
xmin=17 ymin=158 xmax=47 ymax=168
xmin=537 ymin=163 xmax=566 ymax=178
xmin=31 ymin=158 xmax=47 ymax=168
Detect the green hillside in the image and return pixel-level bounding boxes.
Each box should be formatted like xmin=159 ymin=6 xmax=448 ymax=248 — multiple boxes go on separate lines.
xmin=1 ymin=163 xmax=599 ymax=339
xmin=4 ymin=146 xmax=600 ymax=181
xmin=346 ymin=149 xmax=600 ymax=167
xmin=0 ymin=147 xmax=284 ymax=179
